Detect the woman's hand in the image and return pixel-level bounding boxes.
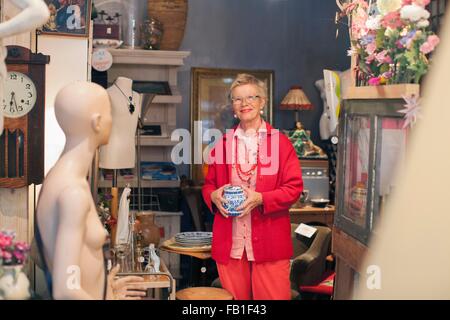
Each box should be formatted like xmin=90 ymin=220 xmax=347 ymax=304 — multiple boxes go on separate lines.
xmin=107 ymin=264 xmax=147 ymax=300
xmin=210 ymin=184 xmax=231 ymax=218
xmin=236 ymin=185 xmax=263 ymax=218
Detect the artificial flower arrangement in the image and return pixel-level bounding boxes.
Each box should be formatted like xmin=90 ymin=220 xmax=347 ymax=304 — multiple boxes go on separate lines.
xmin=0 ymin=231 xmax=30 ymax=268
xmin=97 ymin=192 xmax=116 ymax=233
xmin=339 ymin=0 xmax=440 ymax=86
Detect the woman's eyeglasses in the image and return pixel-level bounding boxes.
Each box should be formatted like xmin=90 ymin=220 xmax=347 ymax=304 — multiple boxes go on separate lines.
xmin=231 ymin=95 xmax=261 ymax=106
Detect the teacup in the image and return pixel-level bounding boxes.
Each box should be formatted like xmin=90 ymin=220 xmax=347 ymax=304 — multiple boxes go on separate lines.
xmin=222 ymin=185 xmax=247 ymax=217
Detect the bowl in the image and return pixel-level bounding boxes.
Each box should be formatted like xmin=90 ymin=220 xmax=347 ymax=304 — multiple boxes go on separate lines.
xmin=310 ymin=198 xmax=330 ymax=208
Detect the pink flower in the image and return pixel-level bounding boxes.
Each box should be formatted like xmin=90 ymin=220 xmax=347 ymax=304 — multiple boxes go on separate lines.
xmin=381 ymin=12 xmax=404 ymax=29
xmin=375 ymin=50 xmax=393 ymax=65
xmin=13 ymin=250 xmax=25 ymax=262
xmin=420 ymin=35 xmax=440 ymax=54
xmin=368 ymin=77 xmax=381 ymax=86
xmin=15 ymin=242 xmax=29 ymax=252
xmin=366 ymin=42 xmax=377 ymax=55
xmin=427 ymin=35 xmax=440 ymax=47
xmin=402 ymin=0 xmax=413 ymax=4
xmin=2 ymin=250 xmax=12 ymax=260
xmin=352 ymin=7 xmax=369 ymax=38
xmin=0 ymin=234 xmax=13 ymax=248
xmin=382 ymin=71 xmax=394 ymax=79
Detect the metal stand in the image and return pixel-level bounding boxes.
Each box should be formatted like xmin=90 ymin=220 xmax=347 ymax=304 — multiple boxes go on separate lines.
xmin=130 ymin=93 xmax=155 ymax=272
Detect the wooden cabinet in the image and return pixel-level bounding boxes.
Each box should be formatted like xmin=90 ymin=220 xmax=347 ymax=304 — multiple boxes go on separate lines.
xmin=333 ymin=84 xmax=418 ymax=299
xmin=289 ymin=205 xmax=335 ymax=228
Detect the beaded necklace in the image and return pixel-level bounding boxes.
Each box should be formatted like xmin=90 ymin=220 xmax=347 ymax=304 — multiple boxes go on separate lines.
xmin=233 ymin=121 xmax=262 ymax=185
xmin=113 ymin=83 xmax=135 ymax=114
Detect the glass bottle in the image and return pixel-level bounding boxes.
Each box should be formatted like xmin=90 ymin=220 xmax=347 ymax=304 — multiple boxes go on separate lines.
xmin=140 ymin=18 xmax=164 ymax=50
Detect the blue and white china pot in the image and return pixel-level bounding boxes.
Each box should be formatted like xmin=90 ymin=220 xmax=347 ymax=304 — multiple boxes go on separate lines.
xmin=222 ymin=186 xmax=246 ymax=217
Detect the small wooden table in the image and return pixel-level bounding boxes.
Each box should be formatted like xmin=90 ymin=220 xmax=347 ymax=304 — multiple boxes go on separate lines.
xmin=160 ymin=238 xmax=211 ymax=260
xmin=160 ymin=237 xmax=212 ymax=287
xmin=289 ymin=205 xmax=335 ymax=228
xmin=176 ymin=287 xmax=233 ymax=300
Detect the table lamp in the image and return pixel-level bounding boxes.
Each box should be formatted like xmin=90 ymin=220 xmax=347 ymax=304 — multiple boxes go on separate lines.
xmin=280 ymin=86 xmax=313 ymax=122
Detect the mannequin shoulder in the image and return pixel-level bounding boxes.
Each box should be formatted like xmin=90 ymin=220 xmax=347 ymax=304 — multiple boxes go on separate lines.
xmin=56 ymin=186 xmax=91 ymax=220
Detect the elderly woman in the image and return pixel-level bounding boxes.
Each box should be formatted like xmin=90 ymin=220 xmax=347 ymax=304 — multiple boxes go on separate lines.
xmin=202 ymin=74 xmax=303 ymax=300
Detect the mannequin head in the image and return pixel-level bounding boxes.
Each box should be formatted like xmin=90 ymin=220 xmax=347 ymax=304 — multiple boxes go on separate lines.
xmin=55 ymin=81 xmax=112 ymax=146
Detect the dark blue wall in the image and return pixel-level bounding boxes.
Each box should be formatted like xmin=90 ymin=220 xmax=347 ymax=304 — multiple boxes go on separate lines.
xmin=177 ymin=0 xmax=350 ymax=177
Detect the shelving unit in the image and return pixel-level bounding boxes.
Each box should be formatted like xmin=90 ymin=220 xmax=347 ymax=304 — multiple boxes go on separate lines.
xmin=101 ymin=48 xmax=191 ymax=279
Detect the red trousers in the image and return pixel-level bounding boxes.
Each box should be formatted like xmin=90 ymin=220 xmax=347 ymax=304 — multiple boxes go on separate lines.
xmin=216 ymin=251 xmax=291 ymax=300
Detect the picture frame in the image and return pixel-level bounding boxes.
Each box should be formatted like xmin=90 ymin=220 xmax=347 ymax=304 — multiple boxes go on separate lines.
xmin=190 ymin=67 xmax=274 ymax=184
xmin=40 ymin=0 xmax=92 ymax=37
xmin=132 ymin=81 xmax=172 ymax=95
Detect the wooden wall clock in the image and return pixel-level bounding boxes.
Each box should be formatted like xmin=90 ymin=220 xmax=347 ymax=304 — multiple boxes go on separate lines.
xmin=0 ymin=46 xmax=50 ymax=188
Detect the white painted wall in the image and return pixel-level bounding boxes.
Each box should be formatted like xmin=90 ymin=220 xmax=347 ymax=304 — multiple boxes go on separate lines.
xmin=37 ymin=35 xmax=90 ymax=172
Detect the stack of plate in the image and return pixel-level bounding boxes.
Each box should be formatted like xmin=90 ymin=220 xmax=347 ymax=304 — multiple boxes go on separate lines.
xmin=174 ymin=232 xmax=212 ymax=247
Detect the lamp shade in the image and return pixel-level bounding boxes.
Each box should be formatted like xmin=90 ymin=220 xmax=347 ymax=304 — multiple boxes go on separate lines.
xmin=279 ymin=86 xmax=313 ymax=110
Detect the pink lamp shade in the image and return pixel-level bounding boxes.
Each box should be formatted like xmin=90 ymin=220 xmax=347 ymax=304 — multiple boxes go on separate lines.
xmin=279 ymin=86 xmax=313 ymax=110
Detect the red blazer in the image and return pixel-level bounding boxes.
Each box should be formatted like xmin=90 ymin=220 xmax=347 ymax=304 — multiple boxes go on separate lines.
xmin=202 ymin=122 xmax=303 ymax=264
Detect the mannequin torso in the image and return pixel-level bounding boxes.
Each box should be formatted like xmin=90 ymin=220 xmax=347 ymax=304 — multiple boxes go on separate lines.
xmin=36 ymin=81 xmax=112 ymax=299
xmin=99 ymin=77 xmax=141 ymax=169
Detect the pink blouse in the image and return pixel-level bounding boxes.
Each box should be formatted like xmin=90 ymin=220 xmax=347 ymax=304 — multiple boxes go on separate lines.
xmin=229 ymin=121 xmax=267 ymax=261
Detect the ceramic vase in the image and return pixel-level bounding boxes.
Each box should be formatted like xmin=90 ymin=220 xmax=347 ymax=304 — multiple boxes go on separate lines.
xmin=223 ymin=186 xmax=246 ymax=217
xmin=0 ymin=265 xmax=30 ymax=300
xmin=136 ymin=211 xmax=161 ymax=247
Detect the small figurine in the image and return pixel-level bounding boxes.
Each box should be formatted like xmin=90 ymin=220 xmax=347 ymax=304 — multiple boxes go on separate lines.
xmin=288 ymin=121 xmax=327 ymax=159
xmin=145 ymin=243 xmax=160 ymax=273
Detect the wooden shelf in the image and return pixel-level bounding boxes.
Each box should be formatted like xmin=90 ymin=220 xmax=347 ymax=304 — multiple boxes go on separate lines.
xmin=107 ymin=48 xmax=190 ymax=66
xmin=344 ymin=84 xmax=420 ymax=100
xmin=137 ymin=136 xmax=180 ymax=146
xmin=152 ymin=94 xmax=182 ymax=104
xmin=98 ymin=178 xmax=180 ymax=188
xmin=131 ymin=210 xmax=183 ymax=217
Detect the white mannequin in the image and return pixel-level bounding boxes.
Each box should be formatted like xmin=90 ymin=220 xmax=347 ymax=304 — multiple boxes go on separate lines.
xmin=99 ymin=77 xmax=141 ymax=169
xmin=0 ymin=0 xmax=50 ymax=135
xmin=36 ymin=82 xmax=146 ymax=300
xmin=116 ymin=186 xmax=131 ymax=245
xmin=36 ymin=81 xmax=112 ymax=299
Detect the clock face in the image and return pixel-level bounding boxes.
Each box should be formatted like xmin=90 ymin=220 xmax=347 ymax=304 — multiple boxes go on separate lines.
xmin=2 ymin=71 xmax=37 ymax=118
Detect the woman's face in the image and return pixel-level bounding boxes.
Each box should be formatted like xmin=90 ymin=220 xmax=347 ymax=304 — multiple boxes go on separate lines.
xmin=231 ymin=84 xmax=266 ymax=124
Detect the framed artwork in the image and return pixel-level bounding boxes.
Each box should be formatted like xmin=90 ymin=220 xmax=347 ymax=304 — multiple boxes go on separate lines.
xmin=190 ymin=67 xmax=274 ymax=184
xmin=40 ymin=0 xmax=92 ymax=37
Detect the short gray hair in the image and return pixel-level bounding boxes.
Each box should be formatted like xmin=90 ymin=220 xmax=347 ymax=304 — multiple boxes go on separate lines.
xmin=229 ymin=73 xmax=267 ymax=99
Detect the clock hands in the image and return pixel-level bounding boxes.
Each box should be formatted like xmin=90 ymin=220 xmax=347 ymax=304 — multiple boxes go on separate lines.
xmin=9 ymin=92 xmax=15 ymax=113
xmin=7 ymin=92 xmax=23 ymax=114
xmin=12 ymin=92 xmax=19 ymax=112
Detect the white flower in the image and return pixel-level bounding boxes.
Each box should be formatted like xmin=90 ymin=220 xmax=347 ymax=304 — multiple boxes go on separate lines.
xmin=385 ymin=27 xmax=397 ymax=38
xmin=417 ymin=19 xmax=430 ymax=28
xmin=377 ymin=0 xmax=402 ymax=15
xmin=398 ymin=94 xmax=422 ymax=129
xmin=347 ymin=47 xmax=357 ymax=56
xmin=400 ymin=4 xmax=430 ymax=22
xmin=365 ymin=15 xmax=382 ymax=30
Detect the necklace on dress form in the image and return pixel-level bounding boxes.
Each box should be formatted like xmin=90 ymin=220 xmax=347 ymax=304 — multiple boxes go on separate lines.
xmin=113 ymin=83 xmax=135 ymax=114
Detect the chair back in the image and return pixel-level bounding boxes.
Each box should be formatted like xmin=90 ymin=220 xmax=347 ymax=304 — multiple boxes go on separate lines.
xmin=290 ymin=223 xmax=332 ymax=287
